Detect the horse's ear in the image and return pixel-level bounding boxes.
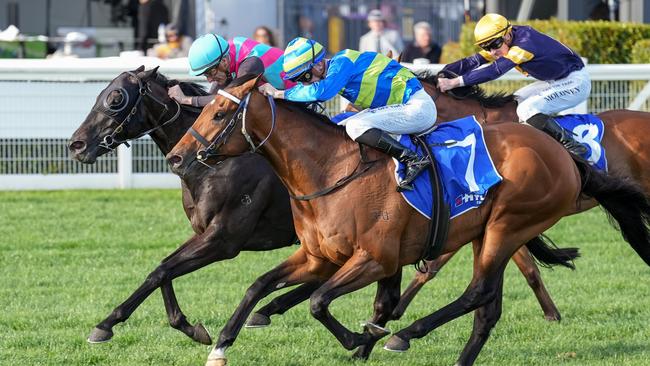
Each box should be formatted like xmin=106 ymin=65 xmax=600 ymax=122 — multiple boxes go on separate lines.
xmin=135 ymin=65 xmax=145 ymax=73
xmin=144 ymin=66 xmax=160 ymax=79
xmin=396 ymin=52 xmax=402 ymax=63
xmin=235 ymin=73 xmax=263 ymax=94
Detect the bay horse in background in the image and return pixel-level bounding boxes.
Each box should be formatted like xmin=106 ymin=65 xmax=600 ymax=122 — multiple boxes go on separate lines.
xmin=69 ymin=66 xmax=303 ymax=345
xmin=166 ymin=76 xmax=650 ymax=366
xmin=393 ymin=70 xmax=650 ymax=318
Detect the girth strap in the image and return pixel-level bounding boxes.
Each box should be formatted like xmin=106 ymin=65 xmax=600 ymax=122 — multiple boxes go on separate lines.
xmin=413 ymin=134 xmax=450 ymax=269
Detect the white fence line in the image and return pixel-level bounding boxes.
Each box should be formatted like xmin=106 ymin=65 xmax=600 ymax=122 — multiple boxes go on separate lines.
xmin=1 ymin=58 xmax=650 ymax=190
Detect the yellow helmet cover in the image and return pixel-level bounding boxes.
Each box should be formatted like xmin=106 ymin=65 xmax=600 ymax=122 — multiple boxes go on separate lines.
xmin=474 ymin=13 xmax=511 ymax=45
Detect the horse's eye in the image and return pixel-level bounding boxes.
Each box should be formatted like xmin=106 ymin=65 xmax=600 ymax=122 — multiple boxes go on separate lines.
xmin=215 ymin=112 xmax=225 ymax=120
xmin=108 ymin=90 xmax=124 ymax=106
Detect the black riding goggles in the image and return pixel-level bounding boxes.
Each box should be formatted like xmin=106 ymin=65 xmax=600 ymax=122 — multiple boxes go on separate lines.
xmin=289 ymin=69 xmax=314 ymax=83
xmin=480 ymin=37 xmax=505 ymax=51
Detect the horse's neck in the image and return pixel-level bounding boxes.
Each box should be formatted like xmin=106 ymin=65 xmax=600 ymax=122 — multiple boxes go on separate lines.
xmin=146 ymin=105 xmax=199 ymax=155
xmin=253 ymin=103 xmax=363 ymax=197
xmin=440 ymin=96 xmax=517 ymax=123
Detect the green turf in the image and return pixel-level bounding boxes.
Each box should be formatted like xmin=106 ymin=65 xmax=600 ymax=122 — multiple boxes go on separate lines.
xmin=0 ymin=189 xmax=649 ymax=366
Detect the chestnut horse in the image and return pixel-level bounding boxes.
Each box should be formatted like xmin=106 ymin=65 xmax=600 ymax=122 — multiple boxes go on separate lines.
xmin=68 ymin=67 xmax=571 ymax=348
xmin=167 ymin=76 xmax=650 ymax=366
xmin=393 ymin=72 xmax=650 ymax=319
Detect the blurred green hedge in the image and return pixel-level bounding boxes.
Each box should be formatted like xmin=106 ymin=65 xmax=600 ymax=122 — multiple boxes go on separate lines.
xmin=458 ymin=19 xmax=650 ymax=64
xmin=631 ymin=39 xmax=650 ymax=63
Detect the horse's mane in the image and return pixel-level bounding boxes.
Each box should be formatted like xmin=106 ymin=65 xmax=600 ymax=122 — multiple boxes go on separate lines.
xmin=153 ymin=72 xmax=209 ymax=97
xmin=414 ymin=69 xmax=516 ymax=109
xmin=276 ymin=99 xmax=349 ymax=138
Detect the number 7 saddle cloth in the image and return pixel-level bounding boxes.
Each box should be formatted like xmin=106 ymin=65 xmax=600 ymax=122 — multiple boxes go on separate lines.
xmin=393 ymin=114 xmax=607 ymax=220
xmin=394 ymin=116 xmax=502 ymax=219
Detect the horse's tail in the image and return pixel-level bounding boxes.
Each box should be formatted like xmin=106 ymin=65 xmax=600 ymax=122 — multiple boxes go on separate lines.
xmin=575 ymin=158 xmax=650 ymax=266
xmin=525 ymin=234 xmax=580 ymax=269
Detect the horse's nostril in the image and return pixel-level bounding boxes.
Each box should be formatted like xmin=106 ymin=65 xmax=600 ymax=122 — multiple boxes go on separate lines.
xmin=168 ymin=154 xmax=183 ymax=166
xmin=69 ymin=140 xmax=86 ymax=153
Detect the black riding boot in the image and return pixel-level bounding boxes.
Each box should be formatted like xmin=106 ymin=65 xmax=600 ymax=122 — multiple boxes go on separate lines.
xmin=526 ymin=113 xmax=588 ymax=156
xmin=356 ymin=128 xmax=430 ymax=191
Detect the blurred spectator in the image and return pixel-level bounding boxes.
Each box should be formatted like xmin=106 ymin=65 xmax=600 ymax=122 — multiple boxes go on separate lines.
xmin=299 ymin=16 xmax=314 ymax=39
xmin=359 ymin=9 xmax=403 ymax=55
xmin=401 ymin=22 xmax=441 ymax=64
xmin=147 ymin=24 xmax=192 ymax=59
xmin=136 ymin=0 xmax=169 ymax=52
xmin=253 ymin=26 xmax=276 ymax=47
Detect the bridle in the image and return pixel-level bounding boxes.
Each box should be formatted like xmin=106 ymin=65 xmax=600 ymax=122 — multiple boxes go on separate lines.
xmin=94 ymin=71 xmax=181 ymax=150
xmin=187 ymin=88 xmax=376 ymax=200
xmin=188 ymin=89 xmax=276 ymax=165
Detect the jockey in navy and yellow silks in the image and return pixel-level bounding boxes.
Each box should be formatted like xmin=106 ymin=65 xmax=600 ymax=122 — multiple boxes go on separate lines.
xmin=438 ymin=13 xmax=590 ymax=155
xmin=259 ymin=37 xmax=437 ymax=191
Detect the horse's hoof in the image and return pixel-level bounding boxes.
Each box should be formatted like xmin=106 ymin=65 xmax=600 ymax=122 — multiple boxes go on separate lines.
xmin=383 ymin=336 xmax=410 ymax=352
xmin=365 ymin=322 xmax=390 ymax=338
xmin=351 ymin=347 xmax=371 ymax=360
xmin=87 ymin=327 xmax=113 ymax=344
xmin=192 ymin=323 xmax=213 ymax=345
xmin=205 ymin=358 xmax=227 ymax=366
xmin=245 ymin=313 xmax=271 ymax=328
xmin=545 ymin=314 xmax=561 ymax=322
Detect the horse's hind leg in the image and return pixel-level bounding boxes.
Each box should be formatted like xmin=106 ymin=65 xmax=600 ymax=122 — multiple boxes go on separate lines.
xmin=384 ymin=235 xmax=513 ymax=365
xmin=88 ymin=229 xmax=236 ymax=344
xmin=511 ymin=247 xmax=561 ymax=321
xmin=391 ymin=250 xmax=458 ymax=320
xmin=352 ymin=267 xmax=403 ymax=360
xmin=456 ymin=273 xmax=504 ymax=366
xmin=246 ymin=281 xmax=322 ymax=328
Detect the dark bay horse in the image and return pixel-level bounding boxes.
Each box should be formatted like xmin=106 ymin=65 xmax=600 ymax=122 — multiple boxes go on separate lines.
xmin=393 ymin=73 xmax=650 ymax=317
xmin=166 ymin=77 xmax=650 ymax=366
xmin=69 ymin=66 xmax=301 ymax=345
xmin=68 ymin=66 xmax=574 ymax=347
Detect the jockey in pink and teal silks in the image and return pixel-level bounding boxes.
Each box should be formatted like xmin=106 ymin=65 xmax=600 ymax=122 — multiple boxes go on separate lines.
xmin=168 ymin=34 xmax=294 ymax=107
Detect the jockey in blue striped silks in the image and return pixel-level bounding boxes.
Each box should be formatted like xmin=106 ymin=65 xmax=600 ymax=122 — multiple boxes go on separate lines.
xmin=258 ymin=37 xmax=438 ymax=191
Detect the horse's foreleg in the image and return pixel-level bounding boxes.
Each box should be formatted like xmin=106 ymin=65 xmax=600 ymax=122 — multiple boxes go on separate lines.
xmin=352 ymin=267 xmax=402 ymax=360
xmin=208 ymin=247 xmax=333 ymax=366
xmin=511 ymin=246 xmax=561 ymax=321
xmin=391 ymin=250 xmax=458 ymax=320
xmin=308 ymin=250 xmax=390 ymax=351
xmin=245 ymin=281 xmax=322 ymax=328
xmin=88 ymin=229 xmax=236 ymax=344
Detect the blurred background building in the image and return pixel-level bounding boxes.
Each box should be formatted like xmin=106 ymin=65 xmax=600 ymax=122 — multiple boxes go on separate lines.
xmin=1 ymin=0 xmax=648 ymax=58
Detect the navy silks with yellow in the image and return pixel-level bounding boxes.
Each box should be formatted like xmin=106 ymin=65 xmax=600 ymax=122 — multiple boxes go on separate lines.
xmin=444 ymin=25 xmax=584 ymax=85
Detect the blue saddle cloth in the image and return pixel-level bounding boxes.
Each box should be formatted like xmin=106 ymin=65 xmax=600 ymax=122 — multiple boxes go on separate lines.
xmin=555 ymin=114 xmax=607 ymax=172
xmin=395 ymin=116 xmax=502 ymax=219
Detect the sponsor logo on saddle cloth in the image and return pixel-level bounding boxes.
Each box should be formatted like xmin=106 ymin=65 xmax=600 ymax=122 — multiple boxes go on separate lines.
xmin=393 ymin=116 xmax=503 ymax=219
xmin=554 ymin=114 xmax=608 ymax=172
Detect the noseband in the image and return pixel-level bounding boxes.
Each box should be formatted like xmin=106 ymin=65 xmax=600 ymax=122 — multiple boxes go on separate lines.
xmin=94 ymin=71 xmax=181 ymax=150
xmin=188 ymin=89 xmax=276 ymax=165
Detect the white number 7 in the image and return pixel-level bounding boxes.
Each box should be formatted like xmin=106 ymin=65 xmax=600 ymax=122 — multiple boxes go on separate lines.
xmin=446 ymin=133 xmax=479 ymax=192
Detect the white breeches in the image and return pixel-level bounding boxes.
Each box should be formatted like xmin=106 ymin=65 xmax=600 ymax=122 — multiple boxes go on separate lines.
xmin=342 ymin=88 xmax=437 ymax=140
xmin=515 ymin=68 xmax=591 ymax=121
